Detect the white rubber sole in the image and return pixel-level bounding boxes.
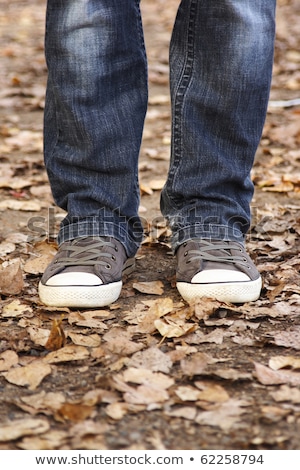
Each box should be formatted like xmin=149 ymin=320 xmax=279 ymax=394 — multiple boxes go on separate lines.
xmin=177 ymin=277 xmax=262 ymax=304
xmin=38 ymin=280 xmax=122 ymax=308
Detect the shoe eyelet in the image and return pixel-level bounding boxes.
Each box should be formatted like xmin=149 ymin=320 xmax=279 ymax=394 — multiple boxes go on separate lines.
xmin=111 ymin=255 xmax=116 ymax=261
xmin=114 ymin=245 xmax=118 ymax=252
xmin=184 ymin=251 xmax=188 ymax=257
xmin=105 ymin=264 xmax=112 ymax=269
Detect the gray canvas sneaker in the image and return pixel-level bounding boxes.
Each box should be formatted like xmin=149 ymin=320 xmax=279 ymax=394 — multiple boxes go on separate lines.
xmin=176 ymin=239 xmax=262 ymax=303
xmin=39 ymin=236 xmax=135 ymax=308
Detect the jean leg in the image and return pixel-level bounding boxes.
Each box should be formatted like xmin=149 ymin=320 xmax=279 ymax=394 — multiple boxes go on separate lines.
xmin=44 ymin=0 xmax=148 ymax=257
xmin=161 ymin=0 xmax=276 ymax=251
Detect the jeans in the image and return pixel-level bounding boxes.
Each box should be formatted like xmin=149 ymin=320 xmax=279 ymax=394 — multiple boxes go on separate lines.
xmin=44 ymin=0 xmax=276 ymax=257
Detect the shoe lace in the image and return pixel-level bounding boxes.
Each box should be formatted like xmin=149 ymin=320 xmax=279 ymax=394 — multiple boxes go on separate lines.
xmin=55 ymin=237 xmax=119 ymax=269
xmin=184 ymin=240 xmax=249 ymax=267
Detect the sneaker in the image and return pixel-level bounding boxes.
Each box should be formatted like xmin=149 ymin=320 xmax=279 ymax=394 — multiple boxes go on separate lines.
xmin=38 ymin=236 xmax=135 ymax=308
xmin=176 ymin=239 xmax=262 ymax=303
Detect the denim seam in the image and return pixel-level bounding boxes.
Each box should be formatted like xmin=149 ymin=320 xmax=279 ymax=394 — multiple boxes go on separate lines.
xmin=167 ymin=0 xmax=197 ymax=208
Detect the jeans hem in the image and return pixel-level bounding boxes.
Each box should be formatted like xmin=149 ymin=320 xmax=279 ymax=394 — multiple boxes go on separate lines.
xmin=57 ymin=221 xmax=141 ymax=258
xmin=171 ymin=224 xmax=245 ymax=253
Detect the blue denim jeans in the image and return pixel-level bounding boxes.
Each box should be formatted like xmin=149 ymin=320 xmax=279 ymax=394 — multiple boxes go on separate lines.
xmin=44 ymin=0 xmax=276 ymax=257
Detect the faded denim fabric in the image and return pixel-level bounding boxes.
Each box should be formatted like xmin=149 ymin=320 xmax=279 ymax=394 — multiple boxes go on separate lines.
xmin=44 ymin=0 xmax=276 ymax=256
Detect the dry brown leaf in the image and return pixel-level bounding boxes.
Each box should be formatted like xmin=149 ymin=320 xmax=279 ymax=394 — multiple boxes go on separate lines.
xmin=19 ymin=391 xmax=65 ymax=415
xmin=68 ymin=332 xmax=101 ymax=348
xmin=165 ymin=406 xmax=197 ymax=420
xmin=195 ymin=399 xmax=251 ymax=431
xmin=105 ymin=402 xmax=129 ymax=420
xmin=190 ymin=297 xmax=223 ymax=320
xmin=0 ymin=198 xmax=42 ymax=211
xmin=154 ymin=317 xmax=197 ymax=338
xmin=270 ymin=385 xmax=300 ymax=403
xmin=149 ymin=179 xmax=166 ymax=190
xmin=103 ymin=327 xmax=143 ymax=355
xmin=2 ymin=360 xmax=52 ymax=390
xmin=23 ymin=254 xmax=55 ymax=275
xmin=45 ymin=317 xmax=66 ymax=351
xmin=0 ymin=259 xmax=24 ymax=295
xmin=55 ymin=403 xmax=95 ymax=422
xmin=0 ymin=350 xmax=19 ymax=372
xmin=180 ymin=352 xmax=209 ymax=376
xmin=271 ymin=327 xmax=300 ymax=350
xmin=124 ymin=384 xmax=169 ymax=405
xmin=69 ymin=421 xmax=110 ymax=448
xmin=43 ymin=345 xmax=90 ymax=364
xmin=0 ymin=241 xmax=15 ymax=256
xmin=254 ymin=361 xmax=300 ymax=386
xmin=194 ymin=381 xmax=230 ymax=403
xmin=260 ymin=405 xmax=290 ymax=422
xmin=122 ymin=367 xmax=174 ymax=388
xmin=0 ymin=418 xmax=49 ymax=442
xmin=132 ymin=280 xmax=164 ymax=295
xmin=2 ymin=299 xmax=32 ymax=318
xmin=27 ymin=327 xmax=51 ymax=347
xmin=212 ymin=368 xmax=252 ymax=381
xmin=68 ymin=310 xmax=109 ymax=329
xmin=130 ymin=297 xmax=174 ymax=334
xmin=128 ymin=347 xmax=173 ymax=373
xmin=83 ymin=388 xmax=120 ymax=406
xmin=269 ymin=355 xmax=300 ymax=370
xmin=175 ymin=385 xmax=202 ymax=402
xmin=185 ymin=328 xmax=225 ymax=345
xmin=18 ymin=430 xmax=68 ymax=450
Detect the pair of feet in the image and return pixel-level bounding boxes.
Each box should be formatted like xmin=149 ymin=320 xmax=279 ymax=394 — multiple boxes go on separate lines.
xmin=38 ymin=236 xmax=262 ymax=308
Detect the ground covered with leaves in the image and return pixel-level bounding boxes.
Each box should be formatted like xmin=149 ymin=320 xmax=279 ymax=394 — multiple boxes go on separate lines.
xmin=0 ymin=0 xmax=300 ymax=451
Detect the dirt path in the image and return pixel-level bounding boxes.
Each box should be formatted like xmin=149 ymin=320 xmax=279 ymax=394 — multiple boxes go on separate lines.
xmin=1 ymin=0 xmax=300 ymax=451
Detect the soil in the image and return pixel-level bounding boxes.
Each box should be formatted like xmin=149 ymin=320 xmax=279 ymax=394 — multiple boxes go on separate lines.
xmin=0 ymin=0 xmax=300 ymax=451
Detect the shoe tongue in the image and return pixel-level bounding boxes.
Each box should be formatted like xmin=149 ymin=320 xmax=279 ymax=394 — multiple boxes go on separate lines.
xmin=204 ymin=260 xmax=240 ymax=272
xmin=63 ymin=265 xmax=96 ymax=274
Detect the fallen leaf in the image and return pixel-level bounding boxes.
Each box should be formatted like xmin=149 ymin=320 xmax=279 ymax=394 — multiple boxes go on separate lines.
xmin=2 ymin=299 xmax=32 ymax=318
xmin=0 ymin=350 xmax=19 ymax=372
xmin=0 ymin=259 xmax=24 ymax=295
xmin=105 ymin=402 xmax=129 ymax=420
xmin=45 ymin=317 xmax=66 ymax=351
xmin=194 ymin=381 xmax=230 ymax=403
xmin=254 ymin=361 xmax=300 ymax=386
xmin=27 ymin=327 xmax=50 ymax=347
xmin=0 ymin=198 xmax=42 ymax=211
xmin=180 ymin=352 xmax=209 ymax=376
xmin=165 ymin=406 xmax=197 ymax=420
xmin=195 ymin=399 xmax=251 ymax=431
xmin=103 ymin=327 xmax=143 ymax=355
xmin=269 ymin=355 xmax=300 ymax=370
xmin=0 ymin=419 xmax=49 ymax=442
xmin=18 ymin=430 xmax=68 ymax=450
xmin=23 ymin=254 xmax=54 ymax=275
xmin=68 ymin=310 xmax=109 ymax=329
xmin=3 ymin=360 xmax=52 ymax=390
xmin=270 ymin=327 xmax=300 ymax=350
xmin=128 ymin=347 xmax=173 ymax=373
xmin=68 ymin=332 xmax=101 ymax=348
xmin=14 ymin=392 xmax=65 ymax=417
xmin=43 ymin=345 xmax=90 ymax=364
xmin=270 ymin=385 xmax=300 ymax=403
xmin=154 ymin=317 xmax=197 ymax=338
xmin=133 ymin=280 xmax=164 ymax=295
xmin=55 ymin=403 xmax=95 ymax=422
